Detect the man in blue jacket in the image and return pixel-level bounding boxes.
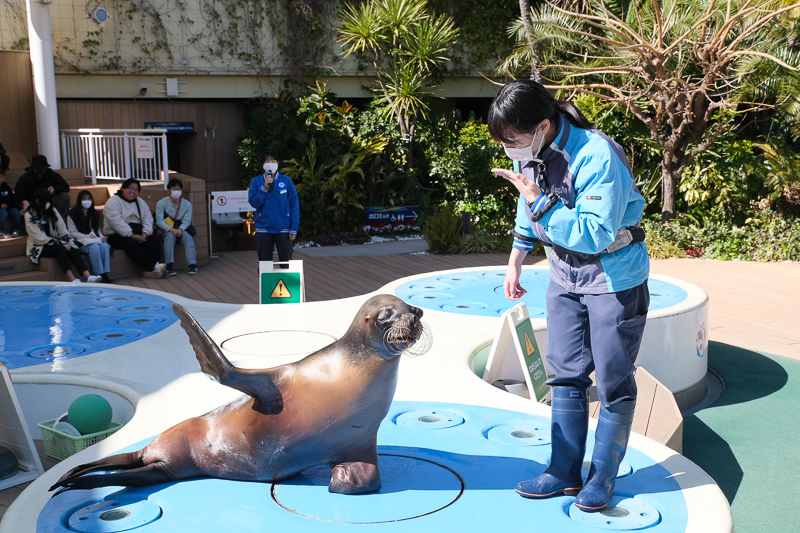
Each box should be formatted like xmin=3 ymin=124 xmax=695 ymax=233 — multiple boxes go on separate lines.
xmin=247 ymin=148 xmax=299 ymax=267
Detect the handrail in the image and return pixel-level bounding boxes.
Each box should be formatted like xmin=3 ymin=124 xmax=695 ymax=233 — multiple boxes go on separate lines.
xmin=60 ymin=129 xmax=169 ymax=186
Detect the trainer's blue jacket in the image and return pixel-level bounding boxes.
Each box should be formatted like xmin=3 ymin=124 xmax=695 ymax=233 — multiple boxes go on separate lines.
xmin=247 ymin=172 xmax=300 ymax=235
xmin=512 ymin=114 xmax=649 ymax=294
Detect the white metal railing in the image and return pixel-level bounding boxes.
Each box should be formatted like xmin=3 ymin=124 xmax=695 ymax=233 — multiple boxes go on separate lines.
xmin=60 ymin=129 xmax=169 ymax=185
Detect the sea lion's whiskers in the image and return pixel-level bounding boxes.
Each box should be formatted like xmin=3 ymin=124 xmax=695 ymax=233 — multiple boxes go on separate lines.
xmin=383 ymin=319 xmax=430 ymax=357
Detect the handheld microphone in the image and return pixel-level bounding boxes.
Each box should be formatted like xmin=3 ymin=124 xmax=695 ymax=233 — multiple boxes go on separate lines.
xmin=266 ymin=170 xmax=274 ymax=191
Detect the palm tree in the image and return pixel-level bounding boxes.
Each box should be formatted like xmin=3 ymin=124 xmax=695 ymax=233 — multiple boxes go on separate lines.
xmin=338 ymin=0 xmax=459 ymax=179
xmin=503 ymin=0 xmax=800 ymax=220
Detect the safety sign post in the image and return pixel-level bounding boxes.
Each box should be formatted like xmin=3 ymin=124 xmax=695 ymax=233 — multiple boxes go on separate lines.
xmin=482 ymin=302 xmax=550 ymax=402
xmin=259 ymin=260 xmax=305 ymax=304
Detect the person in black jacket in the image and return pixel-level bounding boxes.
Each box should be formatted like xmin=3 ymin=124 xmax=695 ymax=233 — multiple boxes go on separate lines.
xmin=0 ymin=170 xmax=21 ymax=238
xmin=0 ymin=144 xmax=20 ymax=238
xmin=0 ymin=143 xmax=9 ymax=174
xmin=15 ymin=154 xmax=71 ymax=219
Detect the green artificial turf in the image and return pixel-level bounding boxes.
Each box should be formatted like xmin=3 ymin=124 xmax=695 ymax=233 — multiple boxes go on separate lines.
xmin=682 ymin=342 xmax=800 ymax=533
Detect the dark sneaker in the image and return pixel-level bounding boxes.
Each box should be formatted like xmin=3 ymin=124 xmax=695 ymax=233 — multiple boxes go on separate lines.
xmin=188 ymin=265 xmax=198 ymax=275
xmin=10 ymin=230 xmax=20 ymax=237
xmin=165 ymin=264 xmax=177 ymax=276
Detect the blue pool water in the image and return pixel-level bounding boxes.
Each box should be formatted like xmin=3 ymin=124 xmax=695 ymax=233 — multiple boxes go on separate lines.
xmin=0 ymin=286 xmax=178 ymax=369
xmin=38 ymin=401 xmax=688 ymax=532
xmin=395 ymin=269 xmax=687 ymax=317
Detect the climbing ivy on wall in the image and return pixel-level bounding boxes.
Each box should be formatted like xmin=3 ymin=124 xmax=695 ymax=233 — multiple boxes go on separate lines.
xmin=426 ymin=0 xmax=519 ymax=74
xmin=1 ymin=0 xmax=341 ymax=89
xmin=1 ymin=0 xmax=519 ymax=85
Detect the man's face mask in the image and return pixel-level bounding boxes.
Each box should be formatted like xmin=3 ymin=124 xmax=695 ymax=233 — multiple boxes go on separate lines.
xmin=170 ymin=189 xmax=182 ymax=199
xmin=263 ymin=162 xmax=279 ymax=175
xmin=34 ymin=168 xmax=47 ymax=177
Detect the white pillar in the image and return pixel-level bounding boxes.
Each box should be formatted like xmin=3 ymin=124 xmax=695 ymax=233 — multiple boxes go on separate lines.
xmin=26 ymin=0 xmax=62 ymax=168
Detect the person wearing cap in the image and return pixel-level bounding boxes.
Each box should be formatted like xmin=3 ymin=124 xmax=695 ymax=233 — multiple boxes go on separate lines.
xmin=14 ymin=154 xmax=71 ymax=219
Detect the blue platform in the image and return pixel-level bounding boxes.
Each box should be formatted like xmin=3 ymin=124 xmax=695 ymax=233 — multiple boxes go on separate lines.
xmin=0 ymin=286 xmax=177 ymax=369
xmin=394 ymin=269 xmax=687 ymax=317
xmin=39 ymin=401 xmax=688 ymax=532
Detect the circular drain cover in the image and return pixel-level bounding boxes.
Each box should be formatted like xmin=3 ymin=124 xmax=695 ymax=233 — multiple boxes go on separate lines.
xmin=436 ymin=275 xmax=478 ymax=283
xmin=568 ymin=496 xmax=660 ymax=529
xmin=68 ymin=499 xmax=162 ymax=532
xmin=99 ymin=294 xmax=143 ymax=303
xmin=440 ymin=302 xmax=486 ymax=312
xmin=57 ymin=289 xmax=106 ymax=297
xmin=406 ymin=292 xmax=453 ymax=302
xmin=395 ymin=409 xmax=465 ymax=429
xmin=118 ymin=303 xmax=168 ymax=314
xmin=272 ymin=454 xmax=463 ymax=523
xmin=25 ymin=343 xmax=89 ymax=359
xmin=116 ymin=315 xmax=168 ymax=327
xmin=86 ymin=329 xmax=144 ymax=341
xmin=486 ymin=422 xmax=551 ymax=446
xmin=406 ymin=283 xmax=451 ymax=291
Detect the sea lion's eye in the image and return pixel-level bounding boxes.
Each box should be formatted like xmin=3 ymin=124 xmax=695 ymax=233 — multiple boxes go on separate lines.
xmin=376 ymin=307 xmax=393 ymax=324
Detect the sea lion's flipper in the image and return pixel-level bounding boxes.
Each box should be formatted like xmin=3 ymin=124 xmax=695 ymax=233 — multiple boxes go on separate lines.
xmin=172 ymin=303 xmax=284 ymax=414
xmin=49 ymin=452 xmax=143 ymax=493
xmin=329 ymin=446 xmax=381 ymax=494
xmin=51 ymin=462 xmax=174 ymax=495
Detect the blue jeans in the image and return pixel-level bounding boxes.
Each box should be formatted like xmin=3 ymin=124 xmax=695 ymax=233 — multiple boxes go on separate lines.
xmin=162 ymin=230 xmax=197 ymax=265
xmin=79 ymin=242 xmax=111 ymax=275
xmin=0 ymin=207 xmax=21 ymax=233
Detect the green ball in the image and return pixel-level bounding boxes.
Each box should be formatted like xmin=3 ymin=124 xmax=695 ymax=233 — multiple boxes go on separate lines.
xmin=68 ymin=394 xmax=112 ymax=436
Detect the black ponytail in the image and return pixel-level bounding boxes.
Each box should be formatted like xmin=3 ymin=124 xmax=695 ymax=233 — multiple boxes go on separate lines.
xmin=488 ymin=79 xmax=594 ymax=143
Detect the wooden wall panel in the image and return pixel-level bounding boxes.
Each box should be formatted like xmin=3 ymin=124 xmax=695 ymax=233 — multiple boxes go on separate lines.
xmin=0 ymin=51 xmax=38 ymax=170
xmin=56 ymin=99 xmax=245 ymax=193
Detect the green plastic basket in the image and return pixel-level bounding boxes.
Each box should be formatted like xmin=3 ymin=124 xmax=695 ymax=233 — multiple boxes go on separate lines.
xmin=38 ymin=419 xmax=123 ymax=461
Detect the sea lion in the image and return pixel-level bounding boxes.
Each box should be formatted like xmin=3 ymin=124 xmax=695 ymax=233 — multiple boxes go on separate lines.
xmin=50 ymin=294 xmax=428 ymax=496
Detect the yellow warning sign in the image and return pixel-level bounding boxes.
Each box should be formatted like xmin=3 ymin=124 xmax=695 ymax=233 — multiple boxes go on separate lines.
xmin=524 ymin=332 xmax=536 ymax=357
xmin=270 ymin=279 xmax=293 ymax=299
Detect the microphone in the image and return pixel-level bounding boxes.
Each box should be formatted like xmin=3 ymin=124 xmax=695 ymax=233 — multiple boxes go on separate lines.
xmin=266 ymin=170 xmax=274 ymax=191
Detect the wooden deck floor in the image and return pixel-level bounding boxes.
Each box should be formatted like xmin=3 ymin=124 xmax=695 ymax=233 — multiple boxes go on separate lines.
xmin=112 ymin=249 xmax=538 ymax=304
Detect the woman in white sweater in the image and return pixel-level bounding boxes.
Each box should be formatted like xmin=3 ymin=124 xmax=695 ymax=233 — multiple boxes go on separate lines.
xmin=104 ymin=178 xmax=165 ymax=279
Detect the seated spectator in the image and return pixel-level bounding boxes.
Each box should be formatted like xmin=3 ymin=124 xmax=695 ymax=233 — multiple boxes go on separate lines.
xmin=24 ymin=188 xmax=100 ymax=283
xmin=67 ymin=190 xmax=114 ymax=283
xmin=0 ymin=169 xmax=21 ymax=238
xmin=15 ymin=154 xmax=71 ymax=219
xmin=0 ymin=143 xmax=9 ymax=174
xmin=104 ymin=178 xmax=165 ymax=279
xmin=155 ymin=179 xmax=198 ymax=276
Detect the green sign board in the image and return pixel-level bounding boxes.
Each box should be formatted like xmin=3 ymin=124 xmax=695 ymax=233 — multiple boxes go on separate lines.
xmin=260 ymin=272 xmax=302 ymax=304
xmin=515 ymin=319 xmax=549 ymax=401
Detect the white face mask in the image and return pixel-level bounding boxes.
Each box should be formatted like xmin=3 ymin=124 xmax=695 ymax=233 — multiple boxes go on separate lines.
xmin=170 ymin=190 xmax=182 ymax=199
xmin=81 ymin=200 xmax=93 ymax=209
xmin=503 ymin=124 xmax=547 ymax=162
xmin=263 ymin=162 xmax=279 ymax=175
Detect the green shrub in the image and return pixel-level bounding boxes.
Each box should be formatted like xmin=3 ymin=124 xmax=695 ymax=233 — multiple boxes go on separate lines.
xmin=642 ymin=210 xmax=800 ymax=261
xmin=422 ymin=204 xmax=463 ymax=254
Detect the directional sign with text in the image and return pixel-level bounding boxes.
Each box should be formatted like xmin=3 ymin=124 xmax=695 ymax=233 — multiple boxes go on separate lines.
xmin=362 ymin=206 xmax=419 ymax=227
